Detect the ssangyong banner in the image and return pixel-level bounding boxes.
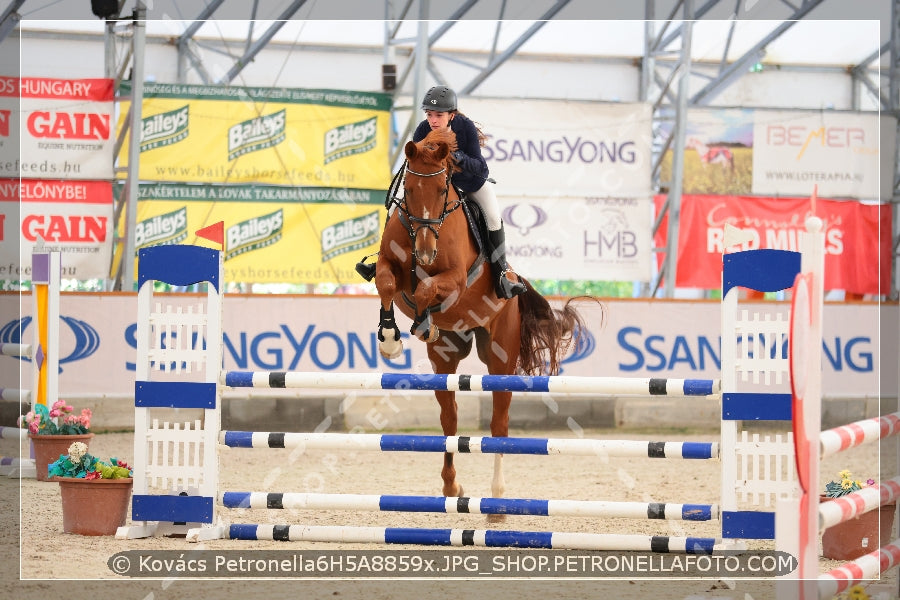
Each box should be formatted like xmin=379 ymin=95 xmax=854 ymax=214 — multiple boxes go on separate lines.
xmin=116 ymin=83 xmax=392 ymax=190
xmin=0 ymin=293 xmax=887 ymax=401
xmin=132 ymin=182 xmax=385 ymax=284
xmin=653 ymin=194 xmax=892 ymax=295
xmin=0 ymin=179 xmax=113 ymax=280
xmin=462 ymin=99 xmax=652 ymax=198
xmin=501 ymin=196 xmax=651 ymax=281
xmin=752 ymin=110 xmax=881 ymax=199
xmin=0 ymin=77 xmax=115 ymax=180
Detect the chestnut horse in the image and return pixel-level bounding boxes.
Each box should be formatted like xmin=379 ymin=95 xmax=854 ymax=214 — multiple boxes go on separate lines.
xmin=374 ymin=128 xmax=600 ymax=512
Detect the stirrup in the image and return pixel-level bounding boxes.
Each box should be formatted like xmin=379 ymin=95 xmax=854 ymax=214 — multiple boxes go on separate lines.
xmin=355 ymin=260 xmax=376 ymax=281
xmin=497 ymin=269 xmax=526 ymax=299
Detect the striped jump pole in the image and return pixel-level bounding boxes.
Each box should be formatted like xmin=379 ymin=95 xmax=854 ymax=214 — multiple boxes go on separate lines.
xmin=818 ymin=539 xmax=900 ymax=598
xmin=0 ymin=343 xmax=32 ymax=358
xmin=221 ymin=491 xmax=719 ymax=521
xmin=0 ymin=426 xmax=26 ymax=440
xmin=818 ymin=477 xmax=900 ymax=530
xmin=224 ymin=371 xmax=721 ymax=397
xmin=226 ymin=524 xmax=720 ymax=554
xmin=819 ymin=412 xmax=900 ymax=459
xmin=221 ymin=431 xmax=719 ymax=459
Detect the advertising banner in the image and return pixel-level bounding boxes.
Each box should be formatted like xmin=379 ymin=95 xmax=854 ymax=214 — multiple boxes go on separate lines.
xmin=657 ymin=108 xmax=884 ymax=200
xmin=0 ymin=293 xmax=885 ymax=400
xmin=0 ymin=77 xmax=115 ymax=180
xmin=132 ymin=182 xmax=385 ymax=284
xmin=0 ymin=179 xmax=113 ymax=280
xmin=501 ymin=196 xmax=652 ymax=281
xmin=461 ymin=99 xmax=652 ymax=198
xmin=752 ymin=110 xmax=881 ymax=199
xmin=116 ymin=83 xmax=393 ymax=190
xmin=653 ymin=194 xmax=892 ymax=295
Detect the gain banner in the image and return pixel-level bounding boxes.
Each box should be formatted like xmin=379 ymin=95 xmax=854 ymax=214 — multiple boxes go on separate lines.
xmin=0 ymin=77 xmax=115 ymax=180
xmin=132 ymin=183 xmax=385 ymax=284
xmin=0 ymin=178 xmax=113 ymax=280
xmin=116 ymin=83 xmax=393 ymax=190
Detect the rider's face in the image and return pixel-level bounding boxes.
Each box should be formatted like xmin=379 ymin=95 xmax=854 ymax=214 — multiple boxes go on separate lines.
xmin=425 ymin=110 xmax=452 ymax=131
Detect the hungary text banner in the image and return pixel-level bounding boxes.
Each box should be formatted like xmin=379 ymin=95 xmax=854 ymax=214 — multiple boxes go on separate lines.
xmin=501 ymin=196 xmax=651 ymax=281
xmin=0 ymin=77 xmax=115 ymax=180
xmin=653 ymin=194 xmax=891 ymax=295
xmin=117 ymin=83 xmax=392 ymax=189
xmin=133 ymin=183 xmax=385 ymax=284
xmin=0 ymin=179 xmax=113 ymax=280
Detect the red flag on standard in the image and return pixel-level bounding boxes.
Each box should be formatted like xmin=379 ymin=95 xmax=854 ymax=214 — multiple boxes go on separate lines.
xmin=196 ymin=221 xmax=224 ymax=248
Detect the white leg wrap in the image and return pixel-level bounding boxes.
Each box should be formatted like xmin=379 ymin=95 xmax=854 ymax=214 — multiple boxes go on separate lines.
xmin=491 ymin=454 xmax=505 ymax=498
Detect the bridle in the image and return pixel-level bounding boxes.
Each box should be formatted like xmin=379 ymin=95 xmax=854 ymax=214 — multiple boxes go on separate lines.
xmin=389 ymin=159 xmax=462 ymax=244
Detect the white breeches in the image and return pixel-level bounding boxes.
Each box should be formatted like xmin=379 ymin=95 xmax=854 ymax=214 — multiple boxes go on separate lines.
xmin=467 ymin=182 xmax=502 ymax=230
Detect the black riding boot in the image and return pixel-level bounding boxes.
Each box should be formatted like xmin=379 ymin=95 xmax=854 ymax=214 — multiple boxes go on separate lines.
xmin=487 ymin=225 xmax=526 ymax=299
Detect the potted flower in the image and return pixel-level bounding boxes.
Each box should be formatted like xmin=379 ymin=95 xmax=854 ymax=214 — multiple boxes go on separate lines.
xmin=20 ymin=400 xmax=93 ymax=481
xmin=821 ymin=470 xmax=894 ymax=561
xmin=49 ymin=441 xmax=133 ymax=536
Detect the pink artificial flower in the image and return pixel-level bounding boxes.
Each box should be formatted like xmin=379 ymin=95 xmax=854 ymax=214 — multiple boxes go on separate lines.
xmin=64 ymin=414 xmax=77 ymax=425
xmin=49 ymin=409 xmax=60 ymax=418
xmin=84 ymin=471 xmax=101 ymax=480
xmin=867 ymin=479 xmax=876 ymax=486
xmin=28 ymin=421 xmax=38 ymax=434
xmin=80 ymin=408 xmax=92 ymax=428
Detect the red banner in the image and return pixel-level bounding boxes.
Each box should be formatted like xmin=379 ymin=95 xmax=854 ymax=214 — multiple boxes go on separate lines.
xmin=653 ymin=194 xmax=892 ymax=295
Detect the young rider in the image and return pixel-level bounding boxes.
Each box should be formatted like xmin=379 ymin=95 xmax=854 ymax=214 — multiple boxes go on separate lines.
xmin=412 ymin=85 xmax=525 ymax=299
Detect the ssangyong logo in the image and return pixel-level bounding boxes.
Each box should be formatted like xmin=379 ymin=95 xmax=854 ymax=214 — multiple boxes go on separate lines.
xmin=228 ymin=109 xmax=286 ymax=161
xmin=0 ymin=316 xmax=100 ymax=370
xmin=140 ymin=105 xmax=189 ymax=152
xmin=323 ymin=116 xmax=377 ymax=164
xmin=321 ymin=211 xmax=379 ymax=261
xmin=226 ymin=209 xmax=283 ymax=261
xmin=134 ymin=207 xmax=188 ymax=248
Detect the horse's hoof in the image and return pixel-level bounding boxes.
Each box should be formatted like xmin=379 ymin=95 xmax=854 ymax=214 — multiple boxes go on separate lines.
xmin=379 ymin=341 xmax=403 ymax=360
xmin=424 ymin=324 xmax=439 ymax=343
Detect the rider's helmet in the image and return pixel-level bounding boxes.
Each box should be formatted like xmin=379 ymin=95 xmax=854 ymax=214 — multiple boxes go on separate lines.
xmin=421 ymin=86 xmax=457 ymax=112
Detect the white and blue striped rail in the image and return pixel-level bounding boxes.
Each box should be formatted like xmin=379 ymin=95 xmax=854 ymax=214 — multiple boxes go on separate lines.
xmin=224 ymin=371 xmax=720 ymax=397
xmin=227 ymin=524 xmax=719 ymax=553
xmin=221 ymin=432 xmax=718 ymax=459
xmin=221 ymin=491 xmax=717 ymax=521
xmin=0 ymin=343 xmax=31 ymax=358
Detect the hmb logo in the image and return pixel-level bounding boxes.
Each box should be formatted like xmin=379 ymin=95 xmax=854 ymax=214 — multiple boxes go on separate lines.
xmin=584 ymin=208 xmax=637 ymax=259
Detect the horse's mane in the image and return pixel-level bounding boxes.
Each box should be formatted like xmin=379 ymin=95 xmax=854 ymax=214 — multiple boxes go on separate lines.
xmin=419 ymin=129 xmax=460 ymax=172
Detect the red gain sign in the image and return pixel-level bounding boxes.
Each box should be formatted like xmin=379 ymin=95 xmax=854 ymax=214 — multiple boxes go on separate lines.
xmin=22 ymin=214 xmax=108 ymax=242
xmin=26 ymin=111 xmax=111 ymax=140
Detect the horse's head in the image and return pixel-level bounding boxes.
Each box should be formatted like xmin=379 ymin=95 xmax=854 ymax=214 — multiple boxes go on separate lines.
xmin=402 ymin=129 xmax=459 ymax=266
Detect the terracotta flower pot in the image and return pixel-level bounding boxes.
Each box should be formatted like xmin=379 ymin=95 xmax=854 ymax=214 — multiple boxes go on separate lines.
xmin=28 ymin=433 xmax=94 ymax=482
xmin=56 ymin=476 xmax=133 ymax=536
xmin=820 ymin=495 xmax=896 ymax=561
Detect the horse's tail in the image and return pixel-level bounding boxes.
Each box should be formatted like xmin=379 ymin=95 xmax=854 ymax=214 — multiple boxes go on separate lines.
xmin=516 ymin=279 xmax=606 ymax=376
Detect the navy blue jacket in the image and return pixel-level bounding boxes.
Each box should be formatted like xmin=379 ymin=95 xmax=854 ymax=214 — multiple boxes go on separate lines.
xmin=412 ymin=113 xmax=488 ymax=193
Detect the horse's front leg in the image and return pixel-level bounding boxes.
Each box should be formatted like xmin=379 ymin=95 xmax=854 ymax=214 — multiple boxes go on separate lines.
xmin=411 ymin=270 xmax=464 ymax=343
xmin=375 ymin=262 xmax=403 ymax=359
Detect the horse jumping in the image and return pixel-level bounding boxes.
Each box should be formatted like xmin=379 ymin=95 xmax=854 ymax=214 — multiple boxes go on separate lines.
xmin=373 ymin=128 xmax=602 ymax=509
xmin=686 ymin=137 xmax=735 ymax=171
